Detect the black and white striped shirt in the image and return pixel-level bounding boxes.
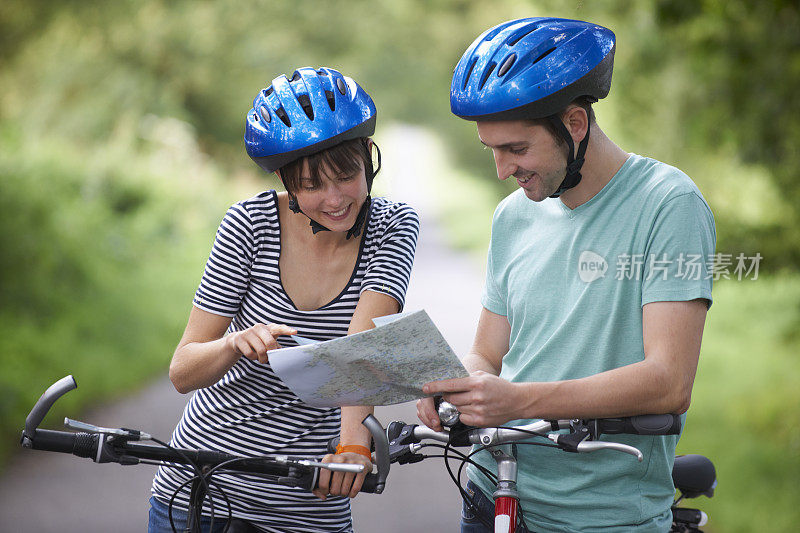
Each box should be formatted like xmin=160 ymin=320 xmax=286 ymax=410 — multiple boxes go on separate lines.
xmin=152 ymin=191 xmax=419 ymax=532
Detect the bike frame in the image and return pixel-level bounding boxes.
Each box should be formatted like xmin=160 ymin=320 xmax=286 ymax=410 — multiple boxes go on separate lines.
xmin=489 ymin=445 xmax=519 ymax=533
xmin=399 ymin=416 xmax=683 ymax=533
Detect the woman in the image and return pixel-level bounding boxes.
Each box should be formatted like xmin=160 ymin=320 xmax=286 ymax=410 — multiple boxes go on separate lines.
xmin=149 ymin=67 xmax=419 ymax=532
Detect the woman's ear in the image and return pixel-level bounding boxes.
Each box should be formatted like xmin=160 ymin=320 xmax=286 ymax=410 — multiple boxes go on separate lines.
xmin=365 ymin=137 xmax=381 ymax=180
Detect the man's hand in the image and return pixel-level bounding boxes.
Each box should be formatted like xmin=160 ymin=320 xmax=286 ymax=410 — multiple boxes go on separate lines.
xmin=313 ymin=452 xmax=372 ymax=500
xmin=422 ymin=371 xmax=524 ymax=427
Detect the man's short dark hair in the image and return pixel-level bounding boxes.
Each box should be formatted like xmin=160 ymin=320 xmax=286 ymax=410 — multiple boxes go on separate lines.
xmin=526 ymin=96 xmax=596 ymax=145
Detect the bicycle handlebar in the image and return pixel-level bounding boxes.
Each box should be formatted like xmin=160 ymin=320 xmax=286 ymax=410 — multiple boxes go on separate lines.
xmin=22 ymin=375 xmax=77 ymax=447
xmin=593 ymin=414 xmax=682 ymax=436
xmin=26 ymin=423 xmax=386 ymax=492
xmin=387 ymin=412 xmax=681 ymax=464
xmin=20 ymin=376 xmax=384 ymax=494
xmin=20 ymin=376 xmax=681 ymax=499
xmin=405 ymin=413 xmax=680 ymax=446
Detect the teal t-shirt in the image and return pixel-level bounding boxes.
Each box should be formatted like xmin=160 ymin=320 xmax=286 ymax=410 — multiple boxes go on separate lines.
xmin=470 ymin=154 xmax=716 ymax=532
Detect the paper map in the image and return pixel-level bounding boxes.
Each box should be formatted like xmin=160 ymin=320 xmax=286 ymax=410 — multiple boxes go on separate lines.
xmin=268 ymin=310 xmax=468 ymax=407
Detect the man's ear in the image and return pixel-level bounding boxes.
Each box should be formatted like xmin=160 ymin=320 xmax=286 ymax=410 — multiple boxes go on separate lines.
xmin=563 ymin=106 xmax=589 ymax=144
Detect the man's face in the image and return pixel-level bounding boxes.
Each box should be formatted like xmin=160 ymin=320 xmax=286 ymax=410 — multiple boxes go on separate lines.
xmin=476 ymin=120 xmax=568 ymax=202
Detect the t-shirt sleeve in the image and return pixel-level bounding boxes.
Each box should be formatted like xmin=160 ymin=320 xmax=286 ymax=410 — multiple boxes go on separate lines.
xmin=193 ymin=203 xmax=255 ymax=317
xmin=481 ymin=215 xmax=508 ymax=316
xmin=360 ymin=203 xmax=420 ymax=310
xmin=641 ymin=192 xmax=716 ymax=308
xmin=481 ymin=243 xmax=507 ymax=316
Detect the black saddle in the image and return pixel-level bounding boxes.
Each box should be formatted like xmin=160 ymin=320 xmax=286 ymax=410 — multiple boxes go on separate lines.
xmin=672 ymin=454 xmax=716 ymax=498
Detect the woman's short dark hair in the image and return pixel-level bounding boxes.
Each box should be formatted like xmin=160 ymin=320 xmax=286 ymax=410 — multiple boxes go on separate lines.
xmin=278 ymin=138 xmax=373 ymax=193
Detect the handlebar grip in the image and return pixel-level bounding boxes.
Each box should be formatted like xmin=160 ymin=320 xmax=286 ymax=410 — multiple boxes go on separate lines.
xmin=359 ymin=473 xmax=379 ymax=493
xmin=23 ymin=376 xmax=77 ymax=441
xmin=597 ymin=415 xmax=681 ymax=435
xmin=26 ymin=429 xmax=99 ymax=458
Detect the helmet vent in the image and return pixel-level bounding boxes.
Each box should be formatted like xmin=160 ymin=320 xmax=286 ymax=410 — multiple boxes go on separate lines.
xmin=336 ymin=77 xmax=347 ymax=95
xmin=497 ymin=54 xmax=517 ymax=77
xmin=290 ymin=71 xmax=301 ymax=82
xmin=532 ymin=47 xmax=556 ymax=65
xmin=275 ymin=107 xmax=291 ymax=127
xmin=463 ymin=57 xmax=478 ymax=90
xmin=479 ymin=61 xmax=497 ymax=90
xmin=483 ymin=25 xmax=506 ymax=42
xmin=325 ymin=90 xmax=336 ymax=111
xmin=297 ymin=94 xmax=314 ymax=120
xmin=507 ymin=26 xmax=538 ymax=46
xmin=259 ymin=105 xmax=271 ymax=123
xmin=264 ymin=86 xmax=274 ymax=97
xmin=318 ymin=69 xmax=329 ymax=76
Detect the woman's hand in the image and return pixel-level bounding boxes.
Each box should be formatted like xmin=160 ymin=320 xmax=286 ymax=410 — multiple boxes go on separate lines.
xmin=416 ymin=396 xmax=443 ymax=431
xmin=313 ymin=452 xmax=373 ymax=500
xmin=225 ymin=323 xmax=297 ymax=364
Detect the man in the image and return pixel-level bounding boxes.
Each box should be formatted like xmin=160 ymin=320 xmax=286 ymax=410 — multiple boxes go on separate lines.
xmin=418 ymin=18 xmax=716 ymax=532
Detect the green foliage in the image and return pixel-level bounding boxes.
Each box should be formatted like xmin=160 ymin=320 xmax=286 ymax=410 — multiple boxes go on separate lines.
xmin=614 ymin=0 xmax=800 ymax=268
xmin=0 ymin=117 xmax=230 ymax=463
xmin=678 ymin=276 xmax=800 ymax=532
xmin=1 ymin=2 xmax=799 ymax=528
xmin=3 ymin=1 xmax=799 ymax=266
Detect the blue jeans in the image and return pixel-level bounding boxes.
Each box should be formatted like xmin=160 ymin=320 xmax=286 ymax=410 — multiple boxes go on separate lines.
xmin=461 ymin=480 xmax=526 ymax=533
xmin=148 ymin=495 xmax=229 ymax=533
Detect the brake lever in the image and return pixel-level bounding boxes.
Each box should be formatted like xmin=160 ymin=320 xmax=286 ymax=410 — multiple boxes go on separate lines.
xmin=577 ymin=440 xmax=643 ymax=461
xmin=274 ymin=456 xmax=366 ymax=473
xmin=548 ymin=433 xmax=643 ymax=462
xmin=64 ymin=418 xmax=152 ymax=440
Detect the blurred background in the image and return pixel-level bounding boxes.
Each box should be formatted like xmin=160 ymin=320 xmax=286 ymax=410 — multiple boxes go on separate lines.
xmin=1 ymin=0 xmax=798 ymax=531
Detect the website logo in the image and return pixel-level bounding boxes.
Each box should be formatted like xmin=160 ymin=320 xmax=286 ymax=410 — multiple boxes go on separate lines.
xmin=578 ymin=251 xmax=608 ymax=283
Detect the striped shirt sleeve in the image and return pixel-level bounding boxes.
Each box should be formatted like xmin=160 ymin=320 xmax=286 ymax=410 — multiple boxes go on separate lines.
xmin=360 ymin=202 xmax=420 ymax=310
xmin=193 ymin=202 xmax=255 ymax=317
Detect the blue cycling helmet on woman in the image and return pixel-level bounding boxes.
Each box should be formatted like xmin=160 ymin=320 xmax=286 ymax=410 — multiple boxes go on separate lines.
xmin=245 ymin=67 xmax=379 ymax=237
xmin=450 ymin=18 xmax=615 ymax=197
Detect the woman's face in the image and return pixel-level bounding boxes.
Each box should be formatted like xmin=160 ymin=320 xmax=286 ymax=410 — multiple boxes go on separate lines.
xmin=293 ymin=159 xmax=369 ymax=233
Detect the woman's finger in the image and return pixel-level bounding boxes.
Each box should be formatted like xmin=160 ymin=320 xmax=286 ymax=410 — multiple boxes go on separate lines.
xmin=267 ymin=323 xmax=298 ymax=337
xmin=237 ymin=332 xmax=268 ymax=361
xmin=314 ymin=468 xmax=331 ymax=501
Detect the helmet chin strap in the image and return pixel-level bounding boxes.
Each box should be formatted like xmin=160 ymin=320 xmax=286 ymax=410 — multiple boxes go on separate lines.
xmin=547 ymin=115 xmax=590 ymax=198
xmin=287 ymin=193 xmax=371 ymax=239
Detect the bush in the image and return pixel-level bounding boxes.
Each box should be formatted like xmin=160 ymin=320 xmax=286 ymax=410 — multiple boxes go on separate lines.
xmin=0 ymin=120 xmax=229 ymax=464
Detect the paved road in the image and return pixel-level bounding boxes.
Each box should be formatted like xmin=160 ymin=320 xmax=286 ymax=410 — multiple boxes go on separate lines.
xmin=0 ymin=125 xmax=486 ymax=532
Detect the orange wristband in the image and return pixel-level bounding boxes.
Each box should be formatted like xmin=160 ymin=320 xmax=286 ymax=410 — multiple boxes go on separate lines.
xmin=335 ymin=444 xmax=371 ymax=460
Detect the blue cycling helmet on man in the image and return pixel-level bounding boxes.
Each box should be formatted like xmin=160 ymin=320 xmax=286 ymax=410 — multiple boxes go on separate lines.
xmin=245 ymin=67 xmax=379 ymax=237
xmin=450 ymin=18 xmax=615 ymax=197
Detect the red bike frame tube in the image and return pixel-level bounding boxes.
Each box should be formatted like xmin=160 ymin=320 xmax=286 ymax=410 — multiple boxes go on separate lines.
xmin=494 ymin=495 xmax=517 ymax=533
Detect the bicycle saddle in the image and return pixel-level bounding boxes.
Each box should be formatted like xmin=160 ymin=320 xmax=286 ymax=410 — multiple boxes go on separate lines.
xmin=672 ymin=454 xmax=716 ymax=498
